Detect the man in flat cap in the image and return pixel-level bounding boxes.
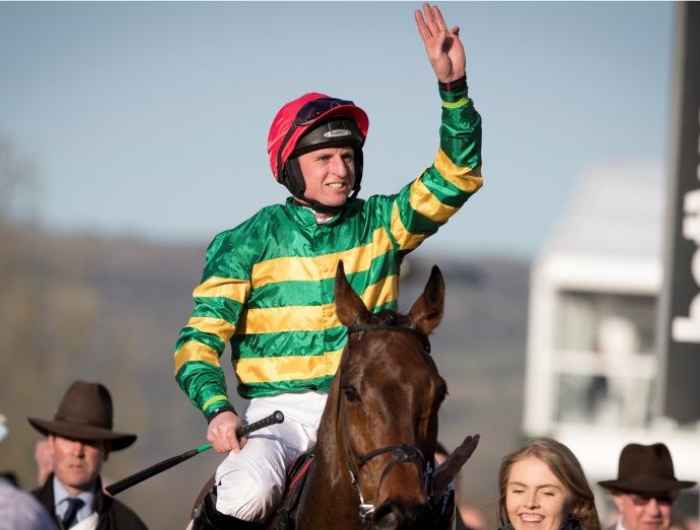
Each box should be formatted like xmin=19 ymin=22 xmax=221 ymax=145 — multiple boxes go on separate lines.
xmin=599 ymin=442 xmax=696 ymax=530
xmin=28 ymin=381 xmax=148 ymax=530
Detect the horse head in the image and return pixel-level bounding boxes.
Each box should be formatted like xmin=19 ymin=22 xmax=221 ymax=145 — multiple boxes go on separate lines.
xmin=332 ymin=260 xmax=447 ymax=529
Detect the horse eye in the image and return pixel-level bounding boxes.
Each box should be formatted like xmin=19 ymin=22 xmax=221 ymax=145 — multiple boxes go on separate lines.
xmin=342 ymin=385 xmax=361 ymax=403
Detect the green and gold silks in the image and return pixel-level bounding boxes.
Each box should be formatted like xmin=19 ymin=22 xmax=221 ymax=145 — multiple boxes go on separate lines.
xmin=174 ymin=83 xmax=483 ymax=419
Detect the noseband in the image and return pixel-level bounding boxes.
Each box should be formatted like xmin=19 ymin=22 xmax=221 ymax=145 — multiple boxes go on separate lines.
xmin=342 ymin=322 xmax=434 ymax=525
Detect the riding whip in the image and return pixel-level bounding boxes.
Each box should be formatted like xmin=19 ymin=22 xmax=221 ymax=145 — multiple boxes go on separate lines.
xmin=106 ymin=410 xmax=284 ymax=495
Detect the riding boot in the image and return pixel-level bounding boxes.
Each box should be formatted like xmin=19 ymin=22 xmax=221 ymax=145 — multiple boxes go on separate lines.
xmin=191 ymin=488 xmax=264 ymax=530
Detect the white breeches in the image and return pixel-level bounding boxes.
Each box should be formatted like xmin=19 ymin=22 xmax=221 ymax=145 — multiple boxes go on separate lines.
xmin=215 ymin=391 xmax=327 ymax=522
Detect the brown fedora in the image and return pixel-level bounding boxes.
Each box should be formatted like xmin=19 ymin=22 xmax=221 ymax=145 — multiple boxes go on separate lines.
xmin=28 ymin=381 xmax=136 ymax=451
xmin=599 ymin=443 xmax=696 ymax=494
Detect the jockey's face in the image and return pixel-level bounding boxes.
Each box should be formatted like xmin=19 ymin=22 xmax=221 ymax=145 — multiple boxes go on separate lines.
xmin=49 ymin=434 xmax=106 ymax=496
xmin=297 ymin=146 xmax=355 ymax=207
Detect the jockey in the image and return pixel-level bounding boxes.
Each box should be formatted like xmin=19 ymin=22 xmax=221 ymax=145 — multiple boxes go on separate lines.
xmin=176 ymin=4 xmax=484 ymax=528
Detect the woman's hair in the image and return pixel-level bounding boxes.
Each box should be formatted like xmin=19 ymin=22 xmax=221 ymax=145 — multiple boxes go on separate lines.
xmin=498 ymin=438 xmax=601 ymax=530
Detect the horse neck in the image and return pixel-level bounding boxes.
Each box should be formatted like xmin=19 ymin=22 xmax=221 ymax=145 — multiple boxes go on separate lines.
xmin=297 ymin=372 xmax=359 ymax=527
xmin=313 ymin=372 xmax=353 ymax=489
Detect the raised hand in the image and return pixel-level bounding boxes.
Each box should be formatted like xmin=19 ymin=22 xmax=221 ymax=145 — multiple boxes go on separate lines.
xmin=415 ymin=3 xmax=466 ymax=83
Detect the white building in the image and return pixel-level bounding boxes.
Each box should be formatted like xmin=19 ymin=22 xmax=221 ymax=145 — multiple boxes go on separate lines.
xmin=524 ymin=163 xmax=700 ymax=521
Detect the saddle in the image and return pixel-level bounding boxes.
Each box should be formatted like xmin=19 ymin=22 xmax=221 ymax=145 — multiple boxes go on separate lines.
xmin=270 ymin=450 xmax=315 ymax=530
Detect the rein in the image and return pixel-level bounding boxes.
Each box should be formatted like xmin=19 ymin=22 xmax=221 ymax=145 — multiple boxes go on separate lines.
xmin=340 ymin=323 xmax=434 ymax=525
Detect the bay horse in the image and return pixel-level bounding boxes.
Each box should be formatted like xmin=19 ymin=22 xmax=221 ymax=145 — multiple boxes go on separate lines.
xmin=194 ymin=261 xmax=479 ymax=530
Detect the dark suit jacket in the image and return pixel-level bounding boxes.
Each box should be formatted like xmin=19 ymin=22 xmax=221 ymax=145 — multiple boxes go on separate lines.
xmin=33 ymin=474 xmax=148 ymax=530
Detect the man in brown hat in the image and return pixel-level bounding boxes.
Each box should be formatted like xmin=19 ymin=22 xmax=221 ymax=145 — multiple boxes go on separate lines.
xmin=28 ymin=381 xmax=148 ymax=530
xmin=599 ymin=443 xmax=696 ymax=530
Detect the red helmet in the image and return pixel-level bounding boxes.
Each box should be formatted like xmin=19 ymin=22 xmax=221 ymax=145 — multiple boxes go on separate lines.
xmin=267 ymin=92 xmax=369 ymax=181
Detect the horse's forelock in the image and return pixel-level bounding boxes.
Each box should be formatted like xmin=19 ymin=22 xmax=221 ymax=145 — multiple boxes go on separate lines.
xmin=374 ymin=309 xmax=412 ymax=327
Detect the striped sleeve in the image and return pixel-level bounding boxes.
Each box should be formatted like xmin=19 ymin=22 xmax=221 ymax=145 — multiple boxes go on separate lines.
xmin=389 ymin=78 xmax=483 ymax=251
xmin=173 ymin=231 xmax=252 ymax=419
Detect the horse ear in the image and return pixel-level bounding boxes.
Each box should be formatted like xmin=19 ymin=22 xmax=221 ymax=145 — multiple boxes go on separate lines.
xmin=408 ymin=265 xmax=445 ymax=335
xmin=335 ymin=260 xmax=371 ymax=326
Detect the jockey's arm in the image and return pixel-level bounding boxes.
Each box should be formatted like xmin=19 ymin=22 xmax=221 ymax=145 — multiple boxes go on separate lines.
xmin=381 ymin=5 xmax=483 ymax=253
xmin=173 ymin=229 xmax=253 ymax=451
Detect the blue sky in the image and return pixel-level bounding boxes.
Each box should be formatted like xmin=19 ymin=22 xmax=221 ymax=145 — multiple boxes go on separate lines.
xmin=0 ymin=2 xmax=674 ymax=258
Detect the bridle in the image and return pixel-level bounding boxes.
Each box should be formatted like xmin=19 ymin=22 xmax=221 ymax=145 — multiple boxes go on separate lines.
xmin=340 ymin=322 xmax=435 ymax=525
xmin=348 ymin=443 xmax=433 ymax=524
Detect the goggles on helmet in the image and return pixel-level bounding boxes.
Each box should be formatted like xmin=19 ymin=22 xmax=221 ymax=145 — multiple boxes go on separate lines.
xmin=293 ymin=97 xmax=355 ymax=125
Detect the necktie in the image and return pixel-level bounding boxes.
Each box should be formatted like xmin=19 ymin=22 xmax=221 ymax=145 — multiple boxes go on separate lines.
xmin=61 ymin=497 xmax=85 ymax=529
